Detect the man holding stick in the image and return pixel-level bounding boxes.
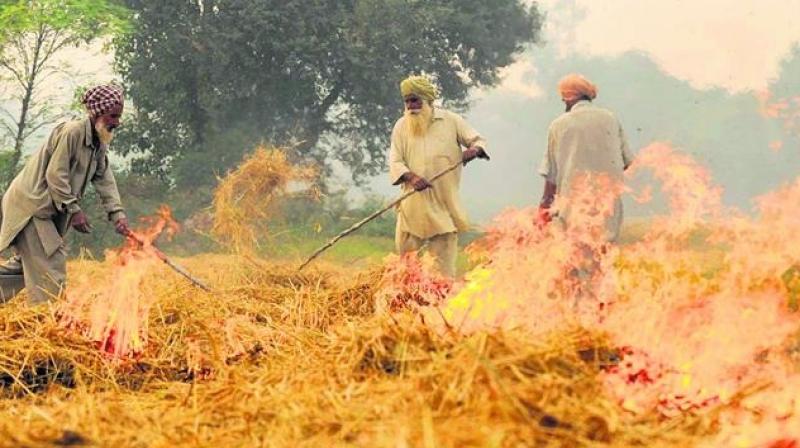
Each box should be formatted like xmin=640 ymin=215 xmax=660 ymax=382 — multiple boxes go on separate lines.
xmin=388 ymin=75 xmax=489 ymax=278
xmin=0 ymin=85 xmax=131 ymax=304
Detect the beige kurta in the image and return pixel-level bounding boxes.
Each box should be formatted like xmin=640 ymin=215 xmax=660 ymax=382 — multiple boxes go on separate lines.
xmin=538 ymin=100 xmax=633 ymax=242
xmin=388 ymin=108 xmax=487 ymax=240
xmin=0 ymin=216 xmax=69 ymax=303
xmin=0 ymin=117 xmax=125 ymax=255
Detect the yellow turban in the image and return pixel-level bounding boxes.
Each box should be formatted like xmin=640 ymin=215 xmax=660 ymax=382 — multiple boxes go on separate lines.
xmin=400 ymin=75 xmax=438 ymax=102
xmin=558 ymin=74 xmax=598 ymax=102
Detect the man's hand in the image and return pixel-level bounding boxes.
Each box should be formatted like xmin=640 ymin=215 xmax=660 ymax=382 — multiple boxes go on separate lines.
xmin=114 ymin=217 xmax=131 ymax=236
xmin=462 ymin=147 xmax=490 ymax=165
xmin=71 ymin=210 xmax=92 ymax=234
xmin=403 ymin=171 xmax=432 ymax=191
xmin=536 ymin=206 xmax=552 ymax=227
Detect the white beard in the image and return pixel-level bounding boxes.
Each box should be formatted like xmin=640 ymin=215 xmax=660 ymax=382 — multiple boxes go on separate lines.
xmin=404 ymin=102 xmax=434 ymax=137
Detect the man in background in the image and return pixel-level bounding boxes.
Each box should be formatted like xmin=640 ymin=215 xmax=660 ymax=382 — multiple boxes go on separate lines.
xmin=538 ymin=73 xmax=634 ymax=243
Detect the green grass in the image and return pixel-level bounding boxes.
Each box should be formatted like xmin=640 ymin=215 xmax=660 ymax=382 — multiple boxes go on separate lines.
xmin=160 ymin=219 xmax=715 ymax=275
xmin=260 ymin=230 xmax=479 ymax=273
xmin=262 ymin=233 xmax=395 ymax=268
xmin=258 ymin=221 xmax=703 ymax=274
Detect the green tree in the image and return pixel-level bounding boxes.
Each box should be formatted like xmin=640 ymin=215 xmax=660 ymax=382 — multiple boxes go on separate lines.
xmin=0 ymin=0 xmax=129 ymax=186
xmin=114 ymin=0 xmax=542 ymax=193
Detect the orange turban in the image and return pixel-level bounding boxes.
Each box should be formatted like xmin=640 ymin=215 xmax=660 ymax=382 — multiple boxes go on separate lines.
xmin=557 ymin=74 xmax=597 ymax=102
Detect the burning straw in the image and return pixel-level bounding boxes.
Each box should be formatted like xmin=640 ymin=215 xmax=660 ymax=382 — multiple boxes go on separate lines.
xmin=0 ymin=256 xmax=712 ymax=446
xmin=0 ymin=142 xmax=798 ymax=446
xmin=58 ymin=205 xmax=180 ymax=359
xmin=391 ymin=142 xmax=800 ymax=447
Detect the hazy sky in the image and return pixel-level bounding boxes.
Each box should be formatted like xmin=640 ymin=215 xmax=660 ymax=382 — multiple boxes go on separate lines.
xmin=508 ymin=0 xmax=800 ymax=94
xmin=440 ymin=0 xmax=800 ymax=222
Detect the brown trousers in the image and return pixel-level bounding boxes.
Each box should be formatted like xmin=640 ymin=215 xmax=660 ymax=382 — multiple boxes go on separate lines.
xmin=0 ymin=215 xmax=69 ymax=305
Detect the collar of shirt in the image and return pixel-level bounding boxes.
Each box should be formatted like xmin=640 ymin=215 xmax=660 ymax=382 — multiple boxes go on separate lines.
xmin=571 ymin=100 xmax=593 ymax=111
xmin=82 ymin=117 xmax=99 ymax=150
xmin=432 ymin=107 xmax=446 ymax=121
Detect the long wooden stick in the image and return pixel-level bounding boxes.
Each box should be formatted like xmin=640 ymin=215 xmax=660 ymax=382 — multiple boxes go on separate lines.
xmin=124 ymin=231 xmax=213 ymax=292
xmin=298 ymin=159 xmax=465 ymax=271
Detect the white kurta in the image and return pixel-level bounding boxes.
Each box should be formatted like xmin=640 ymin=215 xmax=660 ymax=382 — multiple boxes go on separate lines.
xmin=388 ymin=108 xmax=487 ymax=240
xmin=539 ymin=101 xmax=633 ymax=242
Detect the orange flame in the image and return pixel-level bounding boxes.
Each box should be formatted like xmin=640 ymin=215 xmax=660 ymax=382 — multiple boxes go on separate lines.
xmin=394 ymin=142 xmax=800 ymax=445
xmin=59 ymin=206 xmax=180 ymax=359
xmin=423 ymin=171 xmax=623 ymax=334
xmin=377 ymin=253 xmax=453 ymax=313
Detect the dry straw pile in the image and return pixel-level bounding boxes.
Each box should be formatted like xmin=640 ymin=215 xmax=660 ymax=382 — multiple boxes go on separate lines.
xmin=211 ymin=145 xmax=316 ymax=253
xmin=0 ymin=254 xmax=720 ymax=447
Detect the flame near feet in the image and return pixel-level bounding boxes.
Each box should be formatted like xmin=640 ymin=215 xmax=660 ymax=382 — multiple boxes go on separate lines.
xmin=380 ymin=143 xmax=800 ymax=446
xmin=59 ymin=206 xmax=179 ymax=359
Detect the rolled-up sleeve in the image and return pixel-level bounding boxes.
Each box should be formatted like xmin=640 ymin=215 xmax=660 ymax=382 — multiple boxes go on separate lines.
xmin=538 ymin=124 xmax=557 ymax=182
xmin=91 ymin=156 xmax=125 ymax=221
xmin=455 ymin=114 xmax=488 ymax=154
xmin=45 ymin=131 xmax=80 ymax=213
xmin=389 ymin=124 xmax=410 ymax=185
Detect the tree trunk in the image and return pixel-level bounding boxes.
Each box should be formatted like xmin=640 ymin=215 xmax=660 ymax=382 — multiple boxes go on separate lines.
xmin=5 ymin=29 xmax=45 ymax=184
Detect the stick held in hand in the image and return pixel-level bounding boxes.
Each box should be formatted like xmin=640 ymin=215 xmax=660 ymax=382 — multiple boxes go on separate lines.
xmin=124 ymin=230 xmax=213 ymax=292
xmin=298 ymin=157 xmax=473 ymax=271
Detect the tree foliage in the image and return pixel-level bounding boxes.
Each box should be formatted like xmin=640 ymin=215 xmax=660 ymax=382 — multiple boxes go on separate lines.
xmin=115 ymin=0 xmax=543 ymax=191
xmin=0 ymin=0 xmax=129 ymax=186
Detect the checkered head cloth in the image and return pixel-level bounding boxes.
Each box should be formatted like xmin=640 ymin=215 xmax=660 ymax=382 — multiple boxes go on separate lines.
xmin=81 ymin=85 xmax=124 ymax=117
